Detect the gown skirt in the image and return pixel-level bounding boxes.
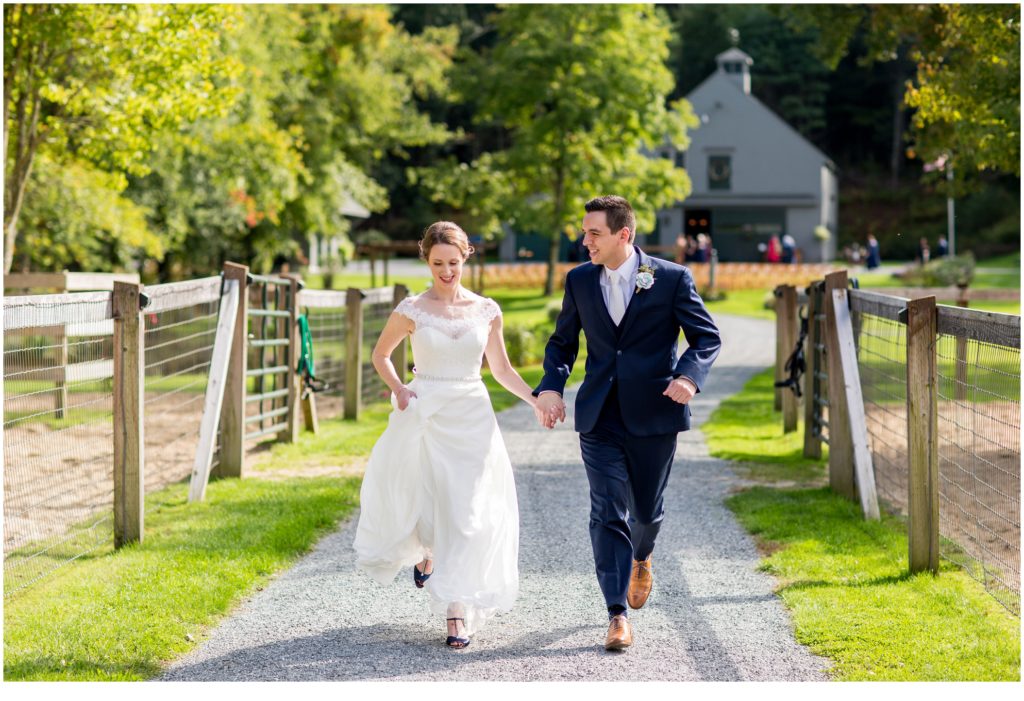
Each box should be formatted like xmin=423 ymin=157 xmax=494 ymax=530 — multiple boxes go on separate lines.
xmin=353 ymin=376 xmax=519 ymax=635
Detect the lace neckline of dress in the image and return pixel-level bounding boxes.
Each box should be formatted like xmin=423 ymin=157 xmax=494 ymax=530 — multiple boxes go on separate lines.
xmin=397 ymin=295 xmax=499 ymax=339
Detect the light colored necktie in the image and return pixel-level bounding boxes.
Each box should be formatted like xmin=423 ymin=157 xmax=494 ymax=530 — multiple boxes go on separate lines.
xmin=607 ymin=268 xmax=626 ymax=326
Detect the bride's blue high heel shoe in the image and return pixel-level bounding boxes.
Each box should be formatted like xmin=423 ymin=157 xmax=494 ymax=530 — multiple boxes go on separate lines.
xmin=446 ymin=617 xmax=470 ymax=648
xmin=413 ymin=561 xmax=432 ymax=588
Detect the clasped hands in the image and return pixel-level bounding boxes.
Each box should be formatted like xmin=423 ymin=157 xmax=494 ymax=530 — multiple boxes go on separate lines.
xmin=532 ymin=377 xmax=697 ymax=430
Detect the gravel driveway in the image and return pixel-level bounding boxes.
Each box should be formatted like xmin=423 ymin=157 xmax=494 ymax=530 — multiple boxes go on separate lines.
xmin=161 ymin=313 xmax=830 ymax=681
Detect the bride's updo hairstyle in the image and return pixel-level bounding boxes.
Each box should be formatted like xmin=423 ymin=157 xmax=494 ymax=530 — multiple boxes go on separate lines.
xmin=419 ymin=221 xmax=474 ymax=261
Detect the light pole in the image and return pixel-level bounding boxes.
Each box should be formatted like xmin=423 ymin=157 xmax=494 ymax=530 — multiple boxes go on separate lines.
xmin=924 ymin=154 xmax=955 ymax=257
xmin=946 ymin=165 xmax=955 ymax=257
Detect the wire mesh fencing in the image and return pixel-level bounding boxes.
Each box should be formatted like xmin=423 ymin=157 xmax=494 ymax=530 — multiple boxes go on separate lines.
xmin=805 ymin=281 xmax=830 ymax=450
xmin=4 ymin=292 xmax=117 ymax=597
xmin=142 ymin=278 xmax=223 ymax=499
xmin=360 ymin=288 xmax=397 ymax=407
xmin=851 ymin=294 xmax=910 ymax=515
xmin=934 ymin=307 xmax=1020 ymax=615
xmin=843 ymin=290 xmax=1021 ymax=615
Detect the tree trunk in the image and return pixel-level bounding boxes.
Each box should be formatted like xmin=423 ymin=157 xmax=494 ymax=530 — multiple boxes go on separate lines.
xmin=4 ymin=89 xmax=41 ymax=274
xmin=4 ymin=219 xmax=18 ymax=273
xmin=4 ymin=30 xmax=44 ymax=273
xmin=889 ymin=55 xmax=906 ymax=189
xmin=545 ymin=164 xmax=566 ymax=297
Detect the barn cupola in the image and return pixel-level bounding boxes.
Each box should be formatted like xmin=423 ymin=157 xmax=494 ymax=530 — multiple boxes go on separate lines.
xmin=715 ymin=47 xmax=753 ymax=95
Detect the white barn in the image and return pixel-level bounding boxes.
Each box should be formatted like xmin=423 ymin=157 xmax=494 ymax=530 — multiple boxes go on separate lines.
xmin=651 ymin=48 xmax=838 ymax=262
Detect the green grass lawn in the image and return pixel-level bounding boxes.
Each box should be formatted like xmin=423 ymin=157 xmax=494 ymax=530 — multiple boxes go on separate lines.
xmin=728 ymin=487 xmax=1020 ymax=680
xmin=704 ymin=367 xmax=1021 ymax=681
xmin=704 ymin=288 xmax=776 ymax=321
xmin=964 ymin=299 xmax=1021 ymax=315
xmin=703 ymin=369 xmax=827 ymax=484
xmin=978 ymin=251 xmax=1021 ymax=269
xmin=3 ymin=476 xmax=360 ymax=681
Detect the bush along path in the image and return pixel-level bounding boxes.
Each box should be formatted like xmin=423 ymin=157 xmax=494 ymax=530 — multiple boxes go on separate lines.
xmin=161 ymin=314 xmax=829 ymax=681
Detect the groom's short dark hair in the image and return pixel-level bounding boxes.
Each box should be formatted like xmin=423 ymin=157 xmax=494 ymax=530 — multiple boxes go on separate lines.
xmin=585 ymin=196 xmax=636 ymax=243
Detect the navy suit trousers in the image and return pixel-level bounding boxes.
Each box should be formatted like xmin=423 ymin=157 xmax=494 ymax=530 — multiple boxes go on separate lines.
xmin=579 ymin=382 xmax=678 ymax=611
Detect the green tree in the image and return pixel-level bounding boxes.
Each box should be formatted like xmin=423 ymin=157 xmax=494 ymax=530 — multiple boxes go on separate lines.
xmin=2 ymin=3 xmax=240 ymax=272
xmin=127 ymin=4 xmax=309 ymax=277
xmin=274 ymin=5 xmax=457 ymax=258
xmin=124 ymin=4 xmax=457 ymax=277
xmin=427 ymin=4 xmax=695 ymax=295
xmin=781 ymin=4 xmax=1020 ymax=179
xmin=16 ymin=155 xmax=158 ymax=272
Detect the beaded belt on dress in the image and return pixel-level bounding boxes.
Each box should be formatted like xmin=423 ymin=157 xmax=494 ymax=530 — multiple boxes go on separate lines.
xmin=412 ymin=370 xmax=482 ymax=382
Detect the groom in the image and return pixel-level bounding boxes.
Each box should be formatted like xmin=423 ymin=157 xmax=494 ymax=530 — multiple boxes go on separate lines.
xmin=534 ymin=195 xmax=721 ymax=651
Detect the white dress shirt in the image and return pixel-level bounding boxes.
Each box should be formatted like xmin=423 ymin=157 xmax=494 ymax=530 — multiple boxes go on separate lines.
xmin=600 ymin=247 xmax=638 ymax=323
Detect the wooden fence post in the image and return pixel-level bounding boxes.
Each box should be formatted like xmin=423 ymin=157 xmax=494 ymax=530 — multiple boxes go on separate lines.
xmin=281 ymin=274 xmax=302 ymax=443
xmin=780 ymin=284 xmax=799 ymax=433
xmin=392 ymin=284 xmax=409 ymax=384
xmin=113 ymin=282 xmax=145 ymax=547
xmin=906 ymin=296 xmax=940 ymax=573
xmin=824 ymin=270 xmax=856 ymax=500
xmin=955 ymin=291 xmax=969 ymax=402
xmin=53 ymin=272 xmax=71 ymax=419
xmin=344 ymin=287 xmax=364 ymax=420
xmin=774 ymin=287 xmax=785 ymax=411
xmin=708 ymin=249 xmax=718 ymax=298
xmin=803 ymin=283 xmax=823 ymax=458
xmin=832 ymin=288 xmax=880 ymax=520
xmin=216 ymin=262 xmax=249 ymax=479
xmin=188 ymin=278 xmax=240 ymax=502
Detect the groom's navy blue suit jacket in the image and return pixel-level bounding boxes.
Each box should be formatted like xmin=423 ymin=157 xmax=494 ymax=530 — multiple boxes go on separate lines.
xmin=534 ymin=247 xmax=722 ymax=436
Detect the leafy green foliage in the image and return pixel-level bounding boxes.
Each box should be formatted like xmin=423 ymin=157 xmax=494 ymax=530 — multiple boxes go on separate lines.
xmin=421 ymin=4 xmax=696 ymax=293
xmin=5 ymin=4 xmax=457 ymax=277
xmin=781 ymin=4 xmax=1020 ymax=178
xmin=17 ymin=155 xmax=159 ymax=272
xmin=3 ymin=3 xmax=241 ymax=272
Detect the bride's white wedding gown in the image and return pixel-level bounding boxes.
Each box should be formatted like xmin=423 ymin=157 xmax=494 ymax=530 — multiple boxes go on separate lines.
xmin=353 ymin=294 xmax=519 ymax=635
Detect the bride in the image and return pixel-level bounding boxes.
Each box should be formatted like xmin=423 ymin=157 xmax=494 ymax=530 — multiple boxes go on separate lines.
xmin=353 ymin=221 xmax=544 ymax=648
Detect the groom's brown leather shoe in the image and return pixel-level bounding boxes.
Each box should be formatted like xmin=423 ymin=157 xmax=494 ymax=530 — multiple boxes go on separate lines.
xmin=604 ymin=614 xmax=633 ymax=651
xmin=627 ymin=556 xmax=653 ymax=609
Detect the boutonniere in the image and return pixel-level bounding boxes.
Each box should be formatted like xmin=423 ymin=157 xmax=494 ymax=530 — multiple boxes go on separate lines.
xmin=635 ymin=264 xmax=656 ymax=293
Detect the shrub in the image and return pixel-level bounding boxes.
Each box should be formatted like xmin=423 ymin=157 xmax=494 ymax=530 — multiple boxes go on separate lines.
xmin=700 ymin=287 xmax=727 ymax=302
xmin=503 ymin=322 xmax=537 ymax=366
xmin=922 ymin=253 xmax=976 ymax=287
xmin=545 ymin=300 xmax=563 ymax=323
xmin=354 ymin=229 xmax=391 ymax=246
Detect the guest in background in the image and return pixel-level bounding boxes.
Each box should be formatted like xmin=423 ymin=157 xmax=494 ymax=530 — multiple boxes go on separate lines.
xmin=684 ymin=235 xmax=698 ymax=263
xmin=765 ymin=234 xmax=782 ymax=264
xmin=695 ymin=233 xmax=710 ymax=263
xmin=865 ymin=234 xmax=881 ymax=270
xmin=918 ymin=237 xmax=931 ymax=265
xmin=936 ymin=236 xmax=949 ymax=258
xmin=675 ymin=234 xmax=687 ymax=264
xmin=781 ymin=234 xmax=796 ymax=264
